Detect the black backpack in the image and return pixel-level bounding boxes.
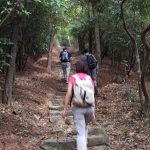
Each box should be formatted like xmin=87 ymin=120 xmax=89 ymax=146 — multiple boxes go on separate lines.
xmin=86 ymin=54 xmax=97 ymax=69
xmin=61 ymin=51 xmax=69 ymax=62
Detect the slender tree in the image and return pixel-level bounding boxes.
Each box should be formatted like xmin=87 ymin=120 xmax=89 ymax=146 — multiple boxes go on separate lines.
xmin=120 ymin=0 xmax=143 ymax=111
xmin=2 ymin=10 xmax=20 ymax=105
xmin=93 ymin=4 xmax=101 ymax=64
xmin=141 ymin=24 xmax=150 ymax=114
xmin=47 ymin=26 xmax=55 ymax=71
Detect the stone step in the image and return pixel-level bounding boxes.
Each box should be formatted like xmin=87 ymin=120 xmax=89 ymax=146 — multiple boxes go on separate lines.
xmin=55 ymin=92 xmax=66 ymax=96
xmin=48 ymin=105 xmax=71 ymax=111
xmin=52 ymin=65 xmax=62 ymax=69
xmin=88 ymin=145 xmax=113 ymax=150
xmin=65 ymin=109 xmax=72 ymax=116
xmin=52 ymin=98 xmax=64 ymax=105
xmin=44 ymin=66 xmax=112 ymax=150
xmin=88 ymin=135 xmax=110 ymax=147
xmin=54 ymin=95 xmax=64 ymax=99
xmin=48 ymin=105 xmax=64 ymax=111
xmin=49 ymin=110 xmax=61 ymax=116
xmin=49 ymin=109 xmax=72 ymax=116
xmin=62 ymin=87 xmax=67 ymax=92
xmin=50 ymin=116 xmax=73 ymax=126
xmin=40 ymin=134 xmax=110 ymax=150
xmin=66 ymin=125 xmax=106 ymax=137
xmin=52 ymin=99 xmax=72 ymax=106
xmin=48 ymin=124 xmax=106 ymax=137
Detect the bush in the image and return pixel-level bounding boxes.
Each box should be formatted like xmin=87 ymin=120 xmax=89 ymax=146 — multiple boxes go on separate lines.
xmin=111 ymin=75 xmax=123 ymax=83
xmin=123 ymin=88 xmax=136 ymax=102
xmin=58 ymin=36 xmax=70 ymax=47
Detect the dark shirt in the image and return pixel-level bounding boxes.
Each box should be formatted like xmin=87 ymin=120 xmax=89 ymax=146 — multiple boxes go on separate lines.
xmin=59 ymin=51 xmax=72 ymax=62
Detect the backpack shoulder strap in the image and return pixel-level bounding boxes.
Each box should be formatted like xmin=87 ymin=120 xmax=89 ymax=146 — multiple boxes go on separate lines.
xmin=70 ymin=89 xmax=74 ymax=107
xmin=60 ymin=51 xmax=63 ymax=56
xmin=85 ymin=75 xmax=91 ymax=80
xmin=85 ymin=54 xmax=89 ymax=58
xmin=72 ymin=74 xmax=80 ymax=83
xmin=69 ymin=74 xmax=79 ymax=107
xmin=86 ymin=54 xmax=93 ymax=61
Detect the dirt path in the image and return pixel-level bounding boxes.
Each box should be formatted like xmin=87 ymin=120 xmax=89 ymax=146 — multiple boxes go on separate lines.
xmin=40 ymin=57 xmax=113 ymax=150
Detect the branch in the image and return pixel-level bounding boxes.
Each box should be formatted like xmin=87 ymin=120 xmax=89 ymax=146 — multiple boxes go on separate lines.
xmin=0 ymin=0 xmax=21 ymax=29
xmin=120 ymin=0 xmax=135 ymax=44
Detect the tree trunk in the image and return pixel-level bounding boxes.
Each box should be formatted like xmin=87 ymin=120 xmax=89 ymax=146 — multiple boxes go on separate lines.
xmin=78 ymin=36 xmax=82 ymax=52
xmin=47 ymin=27 xmax=55 ymax=71
xmin=2 ymin=13 xmax=20 ymax=105
xmin=111 ymin=48 xmax=115 ymax=67
xmin=120 ymin=0 xmax=143 ymax=112
xmin=93 ymin=5 xmax=101 ymax=66
xmin=88 ymin=2 xmax=93 ymax=53
xmin=141 ymin=24 xmax=150 ymax=114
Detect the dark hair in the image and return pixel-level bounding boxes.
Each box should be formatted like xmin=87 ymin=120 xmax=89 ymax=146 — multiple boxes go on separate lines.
xmin=76 ymin=60 xmax=88 ymax=74
xmin=83 ymin=48 xmax=89 ymax=54
xmin=63 ymin=47 xmax=67 ymax=51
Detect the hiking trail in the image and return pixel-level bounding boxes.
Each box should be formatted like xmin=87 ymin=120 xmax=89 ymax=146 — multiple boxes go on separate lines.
xmin=40 ymin=48 xmax=113 ymax=150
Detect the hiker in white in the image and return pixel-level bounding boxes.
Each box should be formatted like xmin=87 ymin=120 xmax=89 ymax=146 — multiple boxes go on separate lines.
xmin=62 ymin=60 xmax=95 ymax=150
xmin=59 ymin=47 xmax=72 ymax=83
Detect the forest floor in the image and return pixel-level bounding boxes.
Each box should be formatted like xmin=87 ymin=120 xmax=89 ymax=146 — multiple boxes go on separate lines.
xmin=0 ymin=45 xmax=150 ymax=150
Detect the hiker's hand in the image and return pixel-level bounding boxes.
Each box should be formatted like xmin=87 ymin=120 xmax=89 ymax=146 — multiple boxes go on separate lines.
xmin=62 ymin=110 xmax=66 ymax=118
xmin=91 ymin=114 xmax=95 ymax=123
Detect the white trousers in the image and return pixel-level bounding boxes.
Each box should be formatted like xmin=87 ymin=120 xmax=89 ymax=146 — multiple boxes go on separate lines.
xmin=72 ymin=105 xmax=95 ymax=150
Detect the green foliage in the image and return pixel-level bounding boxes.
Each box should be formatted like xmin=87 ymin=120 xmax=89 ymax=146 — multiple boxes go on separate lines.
xmin=0 ymin=60 xmax=10 ymax=72
xmin=123 ymin=88 xmax=137 ymax=102
xmin=0 ymin=115 xmax=8 ymax=123
xmin=121 ymin=60 xmax=128 ymax=68
xmin=0 ymin=87 xmax=3 ymax=91
xmin=70 ymin=23 xmax=86 ymax=37
xmin=112 ymin=75 xmax=123 ymax=83
xmin=0 ymin=38 xmax=13 ymax=46
xmin=58 ymin=36 xmax=70 ymax=46
xmin=0 ymin=38 xmax=12 ymax=72
xmin=0 ymin=0 xmax=150 ymax=68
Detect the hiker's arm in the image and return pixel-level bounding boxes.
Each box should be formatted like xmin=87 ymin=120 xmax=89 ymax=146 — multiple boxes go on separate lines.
xmin=69 ymin=52 xmax=72 ymax=62
xmin=62 ymin=82 xmax=72 ymax=118
xmin=69 ymin=56 xmax=72 ymax=62
xmin=91 ymin=114 xmax=96 ymax=123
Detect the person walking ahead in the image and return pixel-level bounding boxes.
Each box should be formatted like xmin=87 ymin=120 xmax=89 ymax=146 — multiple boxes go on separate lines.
xmin=59 ymin=47 xmax=72 ymax=83
xmin=62 ymin=60 xmax=95 ymax=150
xmin=82 ymin=48 xmax=98 ymax=95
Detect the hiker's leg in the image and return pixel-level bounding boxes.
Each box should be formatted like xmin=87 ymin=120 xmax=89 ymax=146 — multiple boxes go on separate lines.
xmin=85 ymin=127 xmax=88 ymax=144
xmin=91 ymin=68 xmax=98 ymax=94
xmin=87 ymin=69 xmax=92 ymax=77
xmin=66 ymin=62 xmax=71 ymax=83
xmin=85 ymin=105 xmax=95 ymax=125
xmin=72 ymin=107 xmax=87 ymax=150
xmin=61 ymin=63 xmax=66 ymax=79
xmin=91 ymin=68 xmax=97 ymax=86
xmin=64 ymin=63 xmax=67 ymax=79
xmin=85 ymin=106 xmax=95 ymax=144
